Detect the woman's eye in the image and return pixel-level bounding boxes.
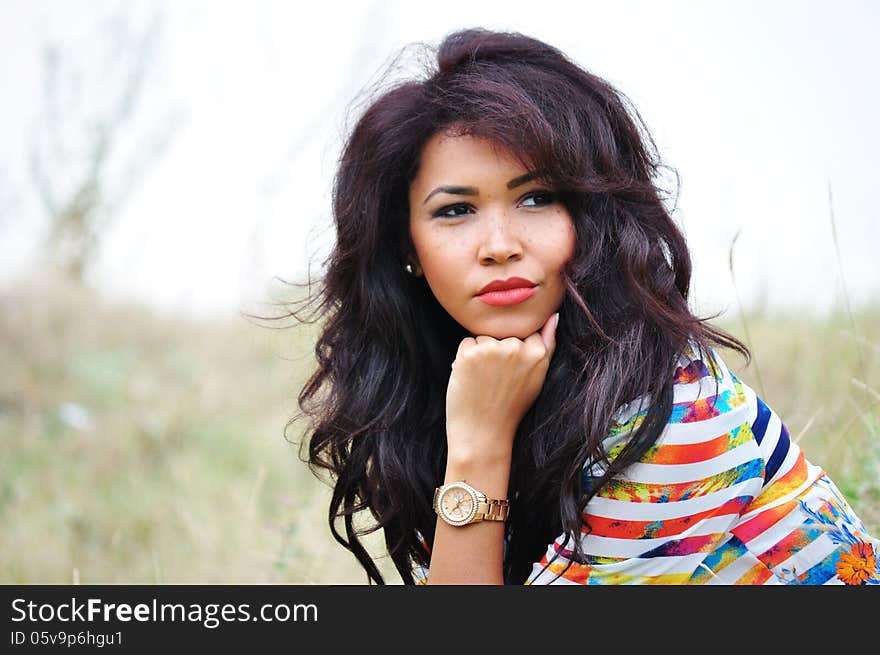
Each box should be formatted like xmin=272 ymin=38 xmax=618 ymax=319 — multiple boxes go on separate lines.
xmin=434 ymin=203 xmax=472 ymax=219
xmin=520 ymin=190 xmax=556 ymax=207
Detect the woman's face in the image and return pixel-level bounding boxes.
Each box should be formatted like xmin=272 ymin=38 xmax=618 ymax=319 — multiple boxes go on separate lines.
xmin=408 ymin=131 xmax=576 ymax=339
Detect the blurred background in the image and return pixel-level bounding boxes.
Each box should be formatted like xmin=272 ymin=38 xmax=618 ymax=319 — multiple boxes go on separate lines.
xmin=1 ymin=0 xmax=877 ymax=584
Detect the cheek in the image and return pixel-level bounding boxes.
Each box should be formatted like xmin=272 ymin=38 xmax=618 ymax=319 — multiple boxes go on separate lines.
xmin=412 ymin=229 xmax=465 ymax=281
xmin=421 ymin=259 xmax=460 ymax=302
xmin=548 ymin=215 xmax=577 ymax=270
xmin=563 ymin=223 xmax=576 ymax=263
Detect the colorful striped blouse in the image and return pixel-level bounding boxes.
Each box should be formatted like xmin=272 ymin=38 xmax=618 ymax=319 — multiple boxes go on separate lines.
xmin=414 ymin=342 xmax=879 ymax=585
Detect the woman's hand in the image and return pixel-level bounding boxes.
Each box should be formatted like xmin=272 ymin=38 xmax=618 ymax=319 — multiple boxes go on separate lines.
xmin=445 ymin=312 xmax=560 ymax=466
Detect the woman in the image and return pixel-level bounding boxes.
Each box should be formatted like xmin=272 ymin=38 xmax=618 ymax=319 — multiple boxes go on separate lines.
xmin=291 ymin=28 xmax=878 ymax=585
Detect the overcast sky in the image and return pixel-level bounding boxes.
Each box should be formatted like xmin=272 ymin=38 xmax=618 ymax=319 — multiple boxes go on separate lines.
xmin=1 ymin=0 xmax=877 ymax=320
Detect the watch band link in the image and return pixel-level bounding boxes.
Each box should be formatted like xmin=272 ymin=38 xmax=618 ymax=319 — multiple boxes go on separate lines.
xmin=476 ymin=499 xmax=510 ymax=521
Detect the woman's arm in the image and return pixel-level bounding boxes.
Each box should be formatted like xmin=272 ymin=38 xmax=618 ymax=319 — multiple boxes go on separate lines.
xmin=424 ymin=448 xmax=512 ymax=584
xmin=423 ymin=312 xmax=559 ymax=585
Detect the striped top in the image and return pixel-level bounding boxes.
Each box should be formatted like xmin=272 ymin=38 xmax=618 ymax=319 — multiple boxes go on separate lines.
xmin=415 ymin=342 xmax=879 ymax=585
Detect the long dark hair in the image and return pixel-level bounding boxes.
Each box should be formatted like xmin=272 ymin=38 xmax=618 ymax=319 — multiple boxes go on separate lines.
xmin=277 ymin=28 xmax=749 ymax=584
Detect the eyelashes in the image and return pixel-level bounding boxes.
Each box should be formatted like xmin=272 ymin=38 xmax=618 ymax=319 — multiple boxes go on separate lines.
xmin=520 ymin=190 xmax=556 ymax=208
xmin=432 ymin=190 xmax=557 ymax=219
xmin=433 ymin=203 xmax=472 ymax=219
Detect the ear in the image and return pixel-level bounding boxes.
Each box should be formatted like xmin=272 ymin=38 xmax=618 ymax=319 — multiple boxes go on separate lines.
xmin=406 ymin=256 xmax=423 ymax=277
xmin=399 ymin=235 xmax=424 ymax=277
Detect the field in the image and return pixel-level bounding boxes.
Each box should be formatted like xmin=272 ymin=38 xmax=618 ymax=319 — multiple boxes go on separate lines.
xmin=1 ymin=271 xmax=877 ymax=584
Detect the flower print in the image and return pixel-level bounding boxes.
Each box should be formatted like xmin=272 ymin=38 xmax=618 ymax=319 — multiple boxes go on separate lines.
xmin=835 ymin=542 xmax=877 ymax=585
xmin=778 ymin=566 xmax=799 ymax=584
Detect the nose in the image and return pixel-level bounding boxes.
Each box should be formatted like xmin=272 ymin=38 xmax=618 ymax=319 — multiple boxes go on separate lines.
xmin=477 ymin=210 xmax=523 ymax=265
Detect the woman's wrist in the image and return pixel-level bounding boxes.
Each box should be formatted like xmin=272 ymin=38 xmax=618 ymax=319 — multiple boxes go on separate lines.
xmin=444 ymin=442 xmax=513 ymax=499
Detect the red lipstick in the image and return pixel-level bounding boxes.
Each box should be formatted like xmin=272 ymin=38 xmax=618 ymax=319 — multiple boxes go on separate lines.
xmin=476 ymin=276 xmax=537 ymax=306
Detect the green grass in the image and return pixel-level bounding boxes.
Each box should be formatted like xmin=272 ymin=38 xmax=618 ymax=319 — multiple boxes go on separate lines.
xmin=1 ymin=272 xmax=877 ymax=583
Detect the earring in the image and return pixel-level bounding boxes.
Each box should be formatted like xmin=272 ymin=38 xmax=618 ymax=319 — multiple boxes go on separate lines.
xmin=405 ymin=263 xmax=415 ymax=275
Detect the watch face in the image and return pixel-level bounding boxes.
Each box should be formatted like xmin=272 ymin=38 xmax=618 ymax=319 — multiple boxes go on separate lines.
xmin=439 ymin=484 xmax=477 ymax=525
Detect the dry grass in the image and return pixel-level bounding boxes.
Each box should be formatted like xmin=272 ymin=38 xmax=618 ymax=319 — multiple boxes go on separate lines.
xmin=1 ymin=270 xmax=877 ymax=583
xmin=0 ymin=271 xmax=396 ymax=584
xmin=715 ymin=307 xmax=880 ymax=531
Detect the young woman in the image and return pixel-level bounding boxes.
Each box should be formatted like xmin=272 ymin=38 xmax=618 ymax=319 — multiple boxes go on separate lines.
xmin=292 ymin=28 xmax=879 ymax=585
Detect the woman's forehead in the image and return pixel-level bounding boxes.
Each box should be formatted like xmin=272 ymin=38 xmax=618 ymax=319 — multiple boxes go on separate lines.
xmin=414 ymin=131 xmax=536 ymax=181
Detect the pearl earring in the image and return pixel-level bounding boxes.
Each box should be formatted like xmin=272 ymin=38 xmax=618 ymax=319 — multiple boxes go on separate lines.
xmin=405 ymin=263 xmax=415 ymax=275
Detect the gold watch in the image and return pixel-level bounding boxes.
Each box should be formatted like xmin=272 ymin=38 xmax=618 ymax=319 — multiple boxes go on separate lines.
xmin=433 ymin=480 xmax=509 ymax=526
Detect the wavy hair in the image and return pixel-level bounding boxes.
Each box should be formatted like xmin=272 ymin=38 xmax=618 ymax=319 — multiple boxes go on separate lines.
xmin=277 ymin=28 xmax=749 ymax=584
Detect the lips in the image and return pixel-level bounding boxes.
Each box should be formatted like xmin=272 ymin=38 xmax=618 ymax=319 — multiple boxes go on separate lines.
xmin=476 ymin=277 xmax=538 ymax=307
xmin=476 ymin=276 xmax=537 ymax=295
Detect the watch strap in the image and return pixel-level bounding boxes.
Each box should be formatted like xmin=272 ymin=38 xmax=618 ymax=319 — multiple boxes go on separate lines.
xmin=475 ymin=499 xmax=509 ymax=522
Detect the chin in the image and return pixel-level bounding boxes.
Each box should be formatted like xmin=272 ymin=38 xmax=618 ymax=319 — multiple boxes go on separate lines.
xmin=465 ymin=316 xmax=541 ymax=340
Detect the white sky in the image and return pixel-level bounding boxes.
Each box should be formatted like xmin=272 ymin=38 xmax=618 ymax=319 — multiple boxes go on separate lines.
xmin=1 ymin=0 xmax=877 ymax=320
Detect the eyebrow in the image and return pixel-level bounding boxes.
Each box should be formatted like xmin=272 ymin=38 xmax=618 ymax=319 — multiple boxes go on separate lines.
xmin=422 ymin=169 xmax=548 ymax=205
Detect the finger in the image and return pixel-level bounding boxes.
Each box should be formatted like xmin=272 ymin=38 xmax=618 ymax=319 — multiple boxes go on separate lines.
xmin=539 ymin=312 xmax=559 ymax=357
xmin=457 ymin=336 xmax=476 ymax=356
